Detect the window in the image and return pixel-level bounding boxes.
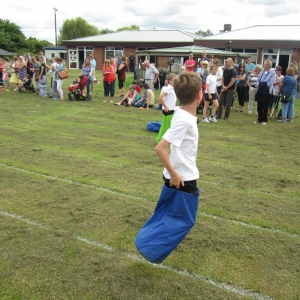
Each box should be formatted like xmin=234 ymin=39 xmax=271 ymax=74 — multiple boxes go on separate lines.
xmin=51 ymin=53 xmax=55 ymax=58
xmin=231 ymin=48 xmax=244 ymax=53
xmin=105 ymin=47 xmax=124 ymax=59
xmin=244 ymin=48 xmax=257 ymax=53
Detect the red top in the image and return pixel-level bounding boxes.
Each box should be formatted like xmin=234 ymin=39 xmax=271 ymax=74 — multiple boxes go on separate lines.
xmin=135 ymin=85 xmax=141 ymax=94
xmin=184 ymin=59 xmax=196 ymax=72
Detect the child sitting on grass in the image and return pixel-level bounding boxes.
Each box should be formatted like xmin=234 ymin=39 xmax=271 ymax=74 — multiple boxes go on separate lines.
xmin=133 ymin=83 xmax=155 ymax=109
xmin=18 ymin=74 xmax=32 ymax=92
xmin=114 ymin=84 xmax=140 ymax=106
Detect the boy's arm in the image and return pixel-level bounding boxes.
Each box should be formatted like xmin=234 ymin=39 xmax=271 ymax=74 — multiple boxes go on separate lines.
xmin=159 ymin=91 xmax=168 ymax=111
xmin=155 ymin=139 xmax=184 ymax=188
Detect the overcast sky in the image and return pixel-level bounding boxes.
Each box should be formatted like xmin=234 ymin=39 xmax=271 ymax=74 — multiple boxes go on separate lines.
xmin=1 ymin=0 xmax=299 ymax=43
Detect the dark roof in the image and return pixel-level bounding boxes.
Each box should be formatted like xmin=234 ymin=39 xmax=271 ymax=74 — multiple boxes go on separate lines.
xmin=44 ymin=46 xmax=67 ymax=51
xmin=0 ymin=49 xmax=17 ymax=56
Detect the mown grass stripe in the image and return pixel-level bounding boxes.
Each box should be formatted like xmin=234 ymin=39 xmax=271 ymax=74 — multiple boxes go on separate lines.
xmin=0 ymin=209 xmax=274 ymax=300
xmin=1 ymin=162 xmax=299 ymax=239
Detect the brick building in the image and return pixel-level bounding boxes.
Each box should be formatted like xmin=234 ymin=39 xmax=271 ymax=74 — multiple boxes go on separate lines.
xmin=61 ymin=30 xmax=201 ymax=70
xmin=195 ymin=25 xmax=300 ymax=75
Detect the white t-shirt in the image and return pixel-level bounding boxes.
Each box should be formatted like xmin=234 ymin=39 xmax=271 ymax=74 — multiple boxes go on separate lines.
xmin=216 ymin=67 xmax=223 ymax=87
xmin=205 ymin=74 xmax=217 ymax=93
xmin=162 ymin=107 xmax=199 ymax=181
xmin=161 ymin=85 xmax=176 ymax=110
xmin=145 ymin=64 xmax=158 ymax=80
xmin=51 ymin=61 xmax=58 ymax=78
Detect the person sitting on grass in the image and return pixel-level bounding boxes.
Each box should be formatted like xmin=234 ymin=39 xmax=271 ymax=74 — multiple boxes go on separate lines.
xmin=114 ymin=84 xmax=140 ymax=106
xmin=132 ymin=80 xmax=141 ymax=96
xmin=133 ymin=83 xmax=155 ymax=109
xmin=18 ymin=74 xmax=32 ymax=92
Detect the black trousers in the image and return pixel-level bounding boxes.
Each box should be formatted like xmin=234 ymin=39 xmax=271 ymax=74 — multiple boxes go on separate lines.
xmin=257 ymin=94 xmax=270 ymax=123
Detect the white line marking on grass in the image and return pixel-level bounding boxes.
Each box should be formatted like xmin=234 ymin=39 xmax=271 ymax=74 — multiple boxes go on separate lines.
xmin=0 ymin=209 xmax=273 ymax=300
xmin=1 ymin=162 xmax=299 ymax=239
xmin=201 ymin=180 xmax=300 ymax=201
xmin=0 ymin=210 xmax=49 ymax=229
xmin=200 ymin=212 xmax=299 ymax=238
xmin=0 ymin=163 xmax=152 ymax=202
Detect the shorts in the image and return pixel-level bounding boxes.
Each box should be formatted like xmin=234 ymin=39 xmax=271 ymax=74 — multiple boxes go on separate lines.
xmin=118 ymin=79 xmax=124 ymax=89
xmin=204 ymin=93 xmax=217 ymax=101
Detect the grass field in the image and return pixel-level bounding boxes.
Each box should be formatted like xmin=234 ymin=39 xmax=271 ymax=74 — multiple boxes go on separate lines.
xmin=0 ymin=70 xmax=299 ymax=300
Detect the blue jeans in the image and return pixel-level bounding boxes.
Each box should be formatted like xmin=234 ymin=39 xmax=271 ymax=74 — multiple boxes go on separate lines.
xmin=103 ymin=81 xmax=114 ymax=97
xmin=282 ymin=94 xmax=296 ymax=119
xmin=86 ymin=78 xmax=92 ymax=95
xmin=50 ymin=80 xmax=60 ymax=97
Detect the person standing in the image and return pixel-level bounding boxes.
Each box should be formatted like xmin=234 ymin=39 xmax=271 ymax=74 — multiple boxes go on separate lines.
xmin=156 ymin=73 xmax=177 ymax=143
xmin=129 ymin=53 xmax=135 ymax=73
xmin=278 ymin=68 xmax=297 ymax=123
xmin=117 ymin=55 xmax=127 ymax=97
xmin=235 ymin=63 xmax=248 ymax=112
xmin=247 ymin=64 xmax=263 ymax=115
xmin=55 ymin=58 xmax=64 ymax=100
xmin=18 ymin=56 xmax=27 ymax=82
xmin=143 ymin=60 xmax=159 ymax=90
xmin=254 ymin=59 xmax=276 ymax=124
xmin=81 ymin=57 xmax=93 ymax=96
xmin=245 ymin=56 xmax=255 ymax=102
xmin=102 ymin=59 xmax=115 ymax=102
xmin=10 ymin=56 xmax=21 ymax=90
xmin=49 ymin=57 xmax=59 ymax=98
xmin=31 ymin=56 xmax=41 ymax=95
xmin=89 ymin=53 xmax=97 ymax=93
xmin=202 ymin=65 xmax=219 ymax=123
xmin=38 ymin=55 xmax=47 ymax=97
xmin=184 ymin=52 xmax=196 ymax=72
xmin=198 ymin=51 xmax=210 ymax=63
xmin=216 ymin=58 xmax=237 ymax=120
xmin=213 ymin=58 xmax=223 ymax=94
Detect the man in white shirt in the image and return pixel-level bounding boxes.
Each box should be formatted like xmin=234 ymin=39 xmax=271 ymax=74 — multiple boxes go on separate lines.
xmin=143 ymin=60 xmax=159 ymax=90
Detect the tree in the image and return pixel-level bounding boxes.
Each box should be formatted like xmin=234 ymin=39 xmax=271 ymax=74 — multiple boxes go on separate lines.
xmin=195 ymin=29 xmax=214 ymax=37
xmin=117 ymin=24 xmax=140 ymax=31
xmin=100 ymin=28 xmax=114 ymax=34
xmin=0 ymin=19 xmax=27 ymax=52
xmin=59 ymin=17 xmax=101 ymax=42
xmin=25 ymin=37 xmax=51 ymax=54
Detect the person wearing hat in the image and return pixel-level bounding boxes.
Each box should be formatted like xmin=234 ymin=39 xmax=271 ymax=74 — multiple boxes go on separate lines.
xmin=143 ymin=60 xmax=159 ymax=90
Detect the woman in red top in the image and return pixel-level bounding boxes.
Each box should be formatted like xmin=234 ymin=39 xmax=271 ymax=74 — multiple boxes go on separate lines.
xmin=117 ymin=55 xmax=127 ymax=97
xmin=102 ymin=59 xmax=115 ymax=102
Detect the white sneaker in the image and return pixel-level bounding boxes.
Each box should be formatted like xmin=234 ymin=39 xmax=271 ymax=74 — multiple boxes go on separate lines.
xmin=209 ymin=116 xmax=218 ymax=123
xmin=202 ymin=118 xmax=210 ymax=123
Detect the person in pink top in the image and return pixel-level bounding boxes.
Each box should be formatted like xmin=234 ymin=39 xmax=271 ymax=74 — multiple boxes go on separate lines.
xmin=184 ymin=52 xmax=196 ymax=72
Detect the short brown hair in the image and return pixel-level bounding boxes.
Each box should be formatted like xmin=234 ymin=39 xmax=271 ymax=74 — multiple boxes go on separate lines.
xmin=166 ymin=73 xmax=176 ymax=82
xmin=121 ymin=55 xmax=126 ymax=61
xmin=173 ymin=72 xmax=201 ymax=105
xmin=286 ymin=67 xmax=295 ymax=76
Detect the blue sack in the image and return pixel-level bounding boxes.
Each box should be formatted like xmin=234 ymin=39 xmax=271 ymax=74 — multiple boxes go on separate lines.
xmin=147 ymin=121 xmax=162 ymax=132
xmin=135 ymin=185 xmax=200 ymax=264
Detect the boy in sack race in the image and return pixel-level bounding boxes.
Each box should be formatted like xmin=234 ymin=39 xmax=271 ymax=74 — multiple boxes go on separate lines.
xmin=135 ymin=72 xmax=202 ymax=264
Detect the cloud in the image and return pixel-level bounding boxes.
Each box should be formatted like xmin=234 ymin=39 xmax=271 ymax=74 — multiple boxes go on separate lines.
xmin=245 ymin=0 xmax=286 ymax=4
xmin=263 ymin=4 xmax=295 ymax=17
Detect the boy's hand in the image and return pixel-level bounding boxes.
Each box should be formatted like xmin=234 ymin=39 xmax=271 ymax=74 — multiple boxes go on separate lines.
xmin=170 ymin=173 xmax=184 ymax=189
